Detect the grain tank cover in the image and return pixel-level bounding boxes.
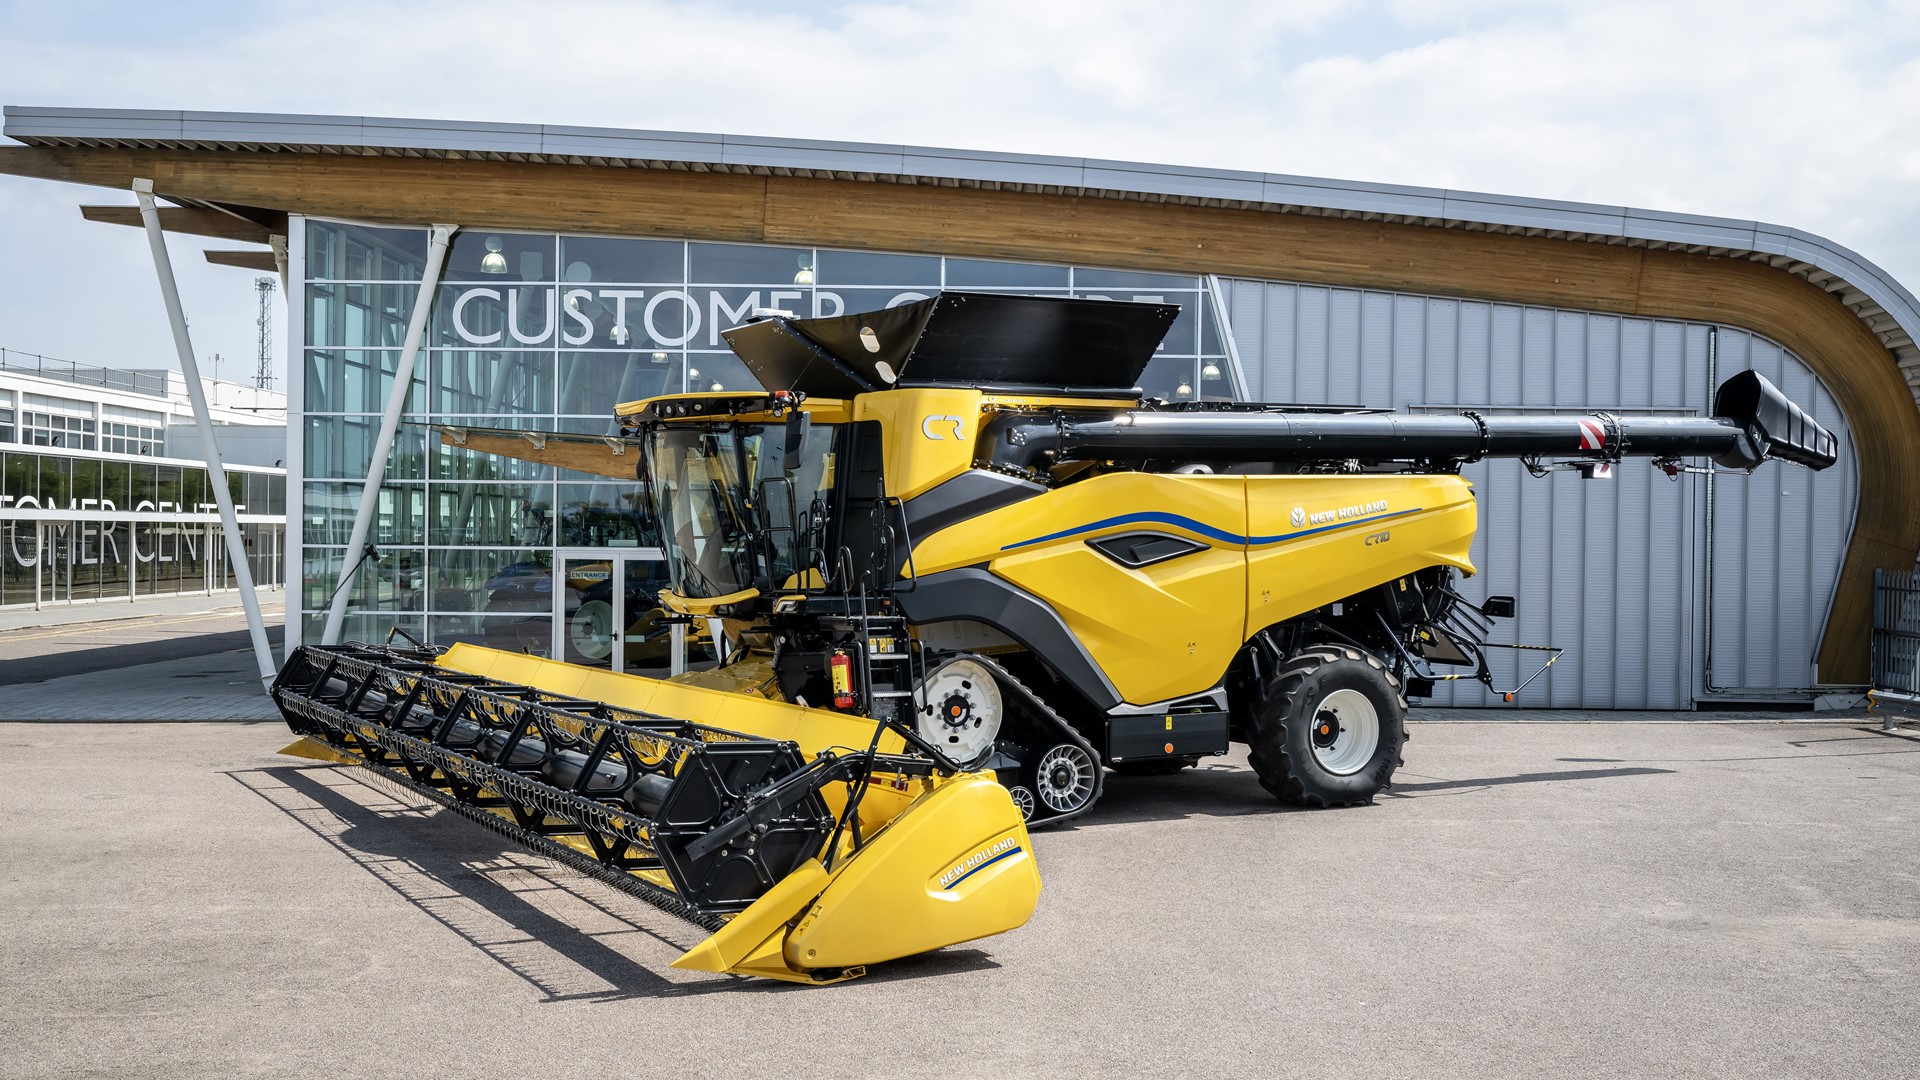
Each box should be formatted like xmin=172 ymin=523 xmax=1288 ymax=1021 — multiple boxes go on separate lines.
xmin=721 ymin=291 xmax=1180 ymax=398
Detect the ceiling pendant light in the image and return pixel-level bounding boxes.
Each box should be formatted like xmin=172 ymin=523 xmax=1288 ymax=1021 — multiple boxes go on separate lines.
xmin=480 ymin=236 xmax=509 ymax=275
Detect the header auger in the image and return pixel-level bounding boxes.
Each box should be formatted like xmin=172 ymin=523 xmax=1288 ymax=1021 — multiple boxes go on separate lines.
xmin=277 ymin=290 xmax=1837 ymax=983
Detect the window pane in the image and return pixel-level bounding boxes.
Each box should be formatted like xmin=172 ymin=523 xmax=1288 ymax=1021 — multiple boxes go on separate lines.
xmin=558 ymin=483 xmax=657 ymax=547
xmin=444 ymin=231 xmax=556 ymax=283
xmin=307 ymin=221 xmax=428 ymax=281
xmin=689 ymin=243 xmax=811 ymax=285
xmin=428 ymin=350 xmax=554 ymax=416
xmin=557 ymin=351 xmax=682 ymax=415
xmin=427 ymin=481 xmax=554 ymax=547
xmin=306 ymin=284 xmax=419 ymax=347
xmin=559 ymin=236 xmax=682 ymax=284
xmin=944 ymin=258 xmax=1069 ymax=288
xmin=815 ymin=250 xmax=941 ymax=287
xmin=304 ymin=350 xmax=424 ymax=414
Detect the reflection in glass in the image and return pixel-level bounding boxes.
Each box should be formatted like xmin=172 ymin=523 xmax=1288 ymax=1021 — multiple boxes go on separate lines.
xmin=690 ymin=243 xmax=813 ymax=284
xmin=559 ymin=236 xmax=683 ymax=283
xmin=303 ymin=417 xmax=427 ymax=481
xmin=558 ymin=351 xmax=681 ymax=415
xmin=304 ymin=350 xmax=424 ymax=414
xmin=428 ymin=481 xmax=554 ymax=547
xmin=428 ymin=350 xmax=553 ymax=416
xmin=815 ymin=250 xmax=941 ymax=287
xmin=681 ymin=352 xmax=757 ymax=395
xmin=444 ymin=231 xmax=556 ymax=282
xmin=306 ymin=283 xmax=418 ymax=348
xmin=558 ymin=484 xmax=658 ymax=547
xmin=944 ymin=258 xmax=1069 ymax=288
xmin=307 ymin=221 xmax=428 ymax=281
xmin=1073 ymin=268 xmax=1203 ymax=290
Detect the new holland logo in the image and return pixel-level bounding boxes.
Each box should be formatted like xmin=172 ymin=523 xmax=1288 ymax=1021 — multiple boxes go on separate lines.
xmin=937 ymin=835 xmax=1021 ymax=889
xmin=1290 ymin=507 xmax=1307 ymax=528
xmin=1302 ymin=500 xmax=1391 ymax=527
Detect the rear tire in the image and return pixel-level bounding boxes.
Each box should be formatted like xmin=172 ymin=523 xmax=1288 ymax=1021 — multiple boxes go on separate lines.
xmin=1244 ymin=645 xmax=1407 ymax=807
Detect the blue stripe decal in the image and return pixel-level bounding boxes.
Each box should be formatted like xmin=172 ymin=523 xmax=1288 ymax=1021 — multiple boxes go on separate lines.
xmin=944 ymin=846 xmax=1024 ymax=889
xmin=999 ymin=507 xmax=1426 ymax=552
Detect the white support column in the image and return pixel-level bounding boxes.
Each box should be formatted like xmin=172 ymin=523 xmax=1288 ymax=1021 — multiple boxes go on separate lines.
xmin=133 ymin=179 xmax=278 ymax=686
xmin=321 ymin=223 xmax=457 ymax=645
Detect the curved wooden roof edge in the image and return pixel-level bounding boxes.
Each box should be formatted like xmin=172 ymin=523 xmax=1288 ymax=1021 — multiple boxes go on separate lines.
xmin=0 ymin=136 xmax=1906 ymax=685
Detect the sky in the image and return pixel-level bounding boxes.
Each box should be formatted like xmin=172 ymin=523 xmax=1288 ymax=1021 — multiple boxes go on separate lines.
xmin=1 ymin=0 xmax=1917 ymax=389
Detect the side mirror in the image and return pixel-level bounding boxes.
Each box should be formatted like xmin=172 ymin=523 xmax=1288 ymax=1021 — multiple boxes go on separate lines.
xmin=783 ymin=409 xmax=810 ymax=473
xmin=1481 ymin=596 xmax=1515 ymax=619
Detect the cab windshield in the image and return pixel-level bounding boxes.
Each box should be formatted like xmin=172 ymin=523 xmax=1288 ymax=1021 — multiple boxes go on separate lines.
xmin=644 ymin=421 xmax=837 ymax=599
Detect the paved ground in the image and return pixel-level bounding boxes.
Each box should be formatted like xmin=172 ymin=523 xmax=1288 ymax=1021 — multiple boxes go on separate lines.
xmin=2 ymin=719 xmax=1916 ymax=1079
xmin=0 ymin=592 xmax=285 ymax=686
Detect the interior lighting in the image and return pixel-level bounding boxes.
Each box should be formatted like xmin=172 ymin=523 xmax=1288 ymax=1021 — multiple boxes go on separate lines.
xmin=651 ymin=351 xmax=670 ymax=364
xmin=1201 ymin=360 xmax=1221 ymax=379
xmin=1175 ymin=381 xmax=1193 ymax=399
xmin=710 ymin=381 xmax=725 ymax=392
xmin=794 ymin=254 xmax=815 ymax=286
xmin=480 ymin=236 xmax=509 ymax=275
xmin=611 ymin=325 xmax=629 ymax=345
xmin=688 ymin=367 xmax=701 ymax=381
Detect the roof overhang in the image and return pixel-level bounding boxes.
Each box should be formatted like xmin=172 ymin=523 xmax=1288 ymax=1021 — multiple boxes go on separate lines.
xmin=6 ymin=105 xmax=1915 ymax=384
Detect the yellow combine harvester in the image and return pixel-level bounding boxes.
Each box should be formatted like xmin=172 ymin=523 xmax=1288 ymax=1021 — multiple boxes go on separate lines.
xmin=274 ymin=291 xmax=1837 ymax=983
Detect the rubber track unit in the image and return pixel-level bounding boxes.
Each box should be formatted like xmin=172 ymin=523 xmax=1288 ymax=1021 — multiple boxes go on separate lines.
xmin=951 ymin=651 xmax=1105 ymax=830
xmin=1244 ymin=644 xmax=1409 ymax=808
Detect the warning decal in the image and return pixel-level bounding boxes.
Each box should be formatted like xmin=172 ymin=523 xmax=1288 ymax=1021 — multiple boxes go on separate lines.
xmin=1576 ymin=417 xmax=1607 ymax=450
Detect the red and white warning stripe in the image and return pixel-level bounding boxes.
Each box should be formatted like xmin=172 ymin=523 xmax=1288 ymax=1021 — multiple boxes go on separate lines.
xmin=1575 ymin=416 xmax=1607 ymax=451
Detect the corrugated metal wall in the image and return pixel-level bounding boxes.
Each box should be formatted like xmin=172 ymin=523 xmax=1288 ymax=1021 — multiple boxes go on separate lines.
xmin=1219 ymin=280 xmax=1858 ymax=708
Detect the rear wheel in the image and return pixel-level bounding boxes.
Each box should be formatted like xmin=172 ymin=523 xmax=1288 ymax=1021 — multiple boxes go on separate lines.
xmin=1244 ymin=645 xmax=1406 ymax=807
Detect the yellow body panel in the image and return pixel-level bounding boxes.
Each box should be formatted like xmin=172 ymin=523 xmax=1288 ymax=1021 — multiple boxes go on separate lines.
xmin=851 ymin=388 xmax=984 ymax=500
xmin=439 ymin=643 xmax=907 ymax=761
xmin=916 ymin=472 xmax=1250 ymax=704
xmin=906 ymin=470 xmax=1480 ymax=705
xmin=1244 ymin=474 xmax=1478 ymax=636
xmin=672 ymin=774 xmax=1036 ymax=983
xmin=784 ymin=775 xmax=1038 ymax=970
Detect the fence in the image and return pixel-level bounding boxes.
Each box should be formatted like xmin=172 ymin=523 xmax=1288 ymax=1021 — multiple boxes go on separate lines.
xmin=0 ymin=348 xmax=173 ymax=397
xmin=1870 ymin=568 xmax=1920 ymax=729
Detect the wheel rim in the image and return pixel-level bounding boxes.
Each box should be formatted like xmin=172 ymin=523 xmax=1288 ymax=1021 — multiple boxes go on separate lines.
xmin=1006 ymin=785 xmax=1035 ymax=821
xmin=1309 ymin=688 xmax=1380 ymax=776
xmin=1034 ymin=744 xmax=1096 ymax=814
xmin=569 ymin=600 xmax=613 ymax=660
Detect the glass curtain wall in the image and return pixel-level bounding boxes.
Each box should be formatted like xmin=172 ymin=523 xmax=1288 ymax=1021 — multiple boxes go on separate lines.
xmin=299 ymin=220 xmax=1235 ymax=647
xmin=0 ymin=447 xmax=285 ymax=606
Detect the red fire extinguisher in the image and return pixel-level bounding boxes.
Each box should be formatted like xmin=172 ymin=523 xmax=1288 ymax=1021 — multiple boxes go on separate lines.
xmin=829 ymin=649 xmax=856 ymax=710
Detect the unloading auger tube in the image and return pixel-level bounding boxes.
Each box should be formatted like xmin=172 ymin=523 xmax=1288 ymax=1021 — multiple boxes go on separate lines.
xmin=270 ymin=642 xmax=1041 ymax=984
xmin=978 ymin=369 xmax=1839 ymax=474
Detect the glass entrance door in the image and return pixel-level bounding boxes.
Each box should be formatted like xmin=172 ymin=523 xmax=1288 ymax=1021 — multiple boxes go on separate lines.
xmin=553 ymin=547 xmax=674 ymax=671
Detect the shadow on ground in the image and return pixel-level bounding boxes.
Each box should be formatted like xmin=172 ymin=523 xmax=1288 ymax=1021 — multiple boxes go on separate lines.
xmin=228 ymin=763 xmax=1002 ymax=997
xmin=1075 ymin=759 xmax=1678 ymax=827
xmin=0 ymin=626 xmax=284 ymax=685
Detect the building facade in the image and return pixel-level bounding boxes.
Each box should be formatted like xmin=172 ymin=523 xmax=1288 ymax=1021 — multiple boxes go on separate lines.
xmin=5 ymin=106 xmax=1912 ymax=705
xmin=0 ymin=357 xmax=287 ymax=608
xmin=289 ymin=219 xmax=1857 ymax=707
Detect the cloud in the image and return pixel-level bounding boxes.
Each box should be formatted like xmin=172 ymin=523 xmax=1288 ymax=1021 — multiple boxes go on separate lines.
xmin=2 ymin=0 xmax=1919 ymax=381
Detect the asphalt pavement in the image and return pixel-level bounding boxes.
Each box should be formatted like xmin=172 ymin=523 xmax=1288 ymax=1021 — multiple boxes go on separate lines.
xmin=2 ymin=718 xmax=1916 ymax=1079
xmin=0 ymin=593 xmax=285 ymax=686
